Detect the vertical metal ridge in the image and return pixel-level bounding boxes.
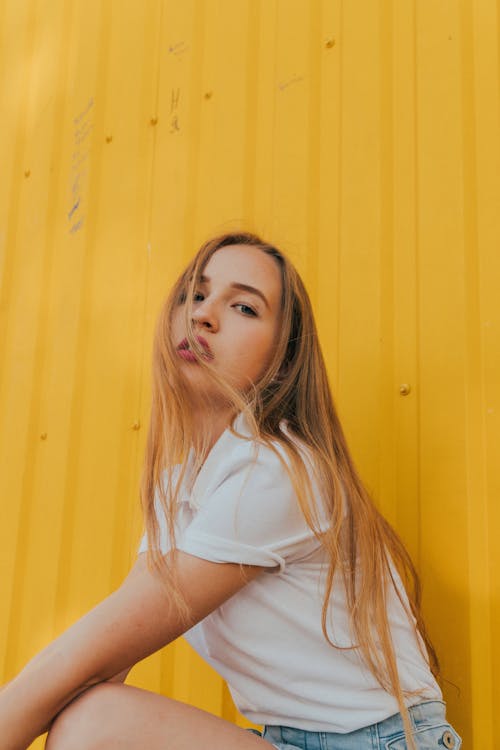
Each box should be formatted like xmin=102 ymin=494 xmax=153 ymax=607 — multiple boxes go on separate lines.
xmin=305 ymin=0 xmax=322 ymax=301
xmin=11 ymin=0 xmax=78 ymax=680
xmin=183 ymin=0 xmax=205 ymax=255
xmin=241 ymin=0 xmax=261 ymax=226
xmin=0 ymin=0 xmax=37 ymax=420
xmin=107 ymin=0 xmax=165 ymax=593
xmin=459 ymin=0 xmax=493 ymax=744
xmin=411 ymin=0 xmax=422 ymax=573
xmin=143 ymin=0 xmax=164 ymax=257
xmin=378 ymin=0 xmax=396 ymax=525
xmin=0 ymin=0 xmax=47 ymax=681
xmin=250 ymin=0 xmax=277 ymax=236
xmin=269 ymin=0 xmax=279 ymax=237
xmin=336 ymin=0 xmax=344 ymax=395
xmin=51 ymin=0 xmax=111 ymax=634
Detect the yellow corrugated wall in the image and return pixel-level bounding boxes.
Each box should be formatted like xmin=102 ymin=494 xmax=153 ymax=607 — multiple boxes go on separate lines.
xmin=0 ymin=1 xmax=498 ymax=747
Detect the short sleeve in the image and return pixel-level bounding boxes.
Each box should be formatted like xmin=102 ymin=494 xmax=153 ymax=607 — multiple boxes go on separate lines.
xmin=137 ymin=512 xmax=172 ymax=557
xmin=175 ymin=441 xmax=322 ymax=572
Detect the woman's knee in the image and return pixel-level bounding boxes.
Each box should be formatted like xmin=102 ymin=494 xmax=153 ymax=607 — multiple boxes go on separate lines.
xmin=45 ymin=683 xmax=117 ymax=750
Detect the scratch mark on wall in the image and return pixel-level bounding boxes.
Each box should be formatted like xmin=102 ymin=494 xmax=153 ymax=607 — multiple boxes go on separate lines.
xmin=168 ymin=41 xmax=188 ymax=56
xmin=277 ymin=76 xmax=304 ymax=91
xmin=68 ymin=97 xmax=94 ymax=235
xmin=67 ymin=199 xmax=80 ymax=221
xmin=170 ymin=87 xmax=181 ymax=134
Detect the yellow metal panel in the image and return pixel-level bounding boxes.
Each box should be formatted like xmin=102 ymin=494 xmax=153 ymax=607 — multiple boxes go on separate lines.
xmin=0 ymin=1 xmax=498 ymax=748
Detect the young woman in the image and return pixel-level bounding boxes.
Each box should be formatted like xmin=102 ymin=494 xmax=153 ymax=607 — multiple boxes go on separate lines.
xmin=0 ymin=232 xmax=461 ymax=750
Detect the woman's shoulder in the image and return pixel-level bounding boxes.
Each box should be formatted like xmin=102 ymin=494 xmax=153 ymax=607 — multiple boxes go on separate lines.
xmin=187 ymin=413 xmax=311 ymax=506
xmin=205 ymin=416 xmax=293 ymax=491
xmin=153 ymin=413 xmax=328 ymax=523
xmin=224 ymin=413 xmax=320 ymax=484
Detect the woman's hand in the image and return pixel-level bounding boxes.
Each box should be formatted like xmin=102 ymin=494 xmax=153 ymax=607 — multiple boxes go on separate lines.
xmin=0 ymin=550 xmax=263 ymax=750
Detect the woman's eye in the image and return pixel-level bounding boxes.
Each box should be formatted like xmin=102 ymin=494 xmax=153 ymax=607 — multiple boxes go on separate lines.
xmin=193 ymin=292 xmax=204 ymax=302
xmin=188 ymin=292 xmax=257 ymax=317
xmin=178 ymin=291 xmax=201 ymax=304
xmin=234 ymin=303 xmax=257 ymax=317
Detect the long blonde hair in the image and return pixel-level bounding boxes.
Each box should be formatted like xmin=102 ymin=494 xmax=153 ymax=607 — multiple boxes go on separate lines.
xmin=140 ymin=231 xmax=440 ymax=750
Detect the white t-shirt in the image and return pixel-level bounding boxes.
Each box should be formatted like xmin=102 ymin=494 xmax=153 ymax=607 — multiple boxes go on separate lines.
xmin=137 ymin=412 xmax=442 ymax=733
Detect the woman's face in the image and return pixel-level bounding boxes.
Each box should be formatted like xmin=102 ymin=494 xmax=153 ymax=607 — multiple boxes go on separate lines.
xmin=171 ymin=244 xmax=283 ymax=402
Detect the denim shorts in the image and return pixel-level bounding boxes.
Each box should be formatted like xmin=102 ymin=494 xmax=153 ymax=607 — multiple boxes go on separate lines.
xmin=246 ymin=700 xmax=462 ymax=749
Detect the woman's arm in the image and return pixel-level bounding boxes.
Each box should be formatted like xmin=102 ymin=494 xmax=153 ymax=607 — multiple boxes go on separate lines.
xmin=107 ymin=667 xmax=132 ymax=683
xmin=0 ymin=550 xmax=263 ymax=750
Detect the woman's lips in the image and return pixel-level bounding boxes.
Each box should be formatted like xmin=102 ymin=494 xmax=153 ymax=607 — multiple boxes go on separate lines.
xmin=177 ymin=349 xmax=212 ymax=363
xmin=177 ymin=349 xmax=198 ymax=362
xmin=176 ymin=336 xmax=213 ymax=361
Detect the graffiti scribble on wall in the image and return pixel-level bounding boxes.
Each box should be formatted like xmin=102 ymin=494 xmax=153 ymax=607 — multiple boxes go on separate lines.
xmin=69 ymin=97 xmax=94 ymax=234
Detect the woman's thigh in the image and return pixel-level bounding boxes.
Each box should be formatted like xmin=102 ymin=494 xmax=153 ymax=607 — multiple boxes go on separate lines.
xmin=45 ymin=682 xmax=276 ymax=750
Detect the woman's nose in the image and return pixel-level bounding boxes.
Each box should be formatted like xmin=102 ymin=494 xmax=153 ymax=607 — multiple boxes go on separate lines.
xmin=191 ymin=300 xmax=218 ymax=330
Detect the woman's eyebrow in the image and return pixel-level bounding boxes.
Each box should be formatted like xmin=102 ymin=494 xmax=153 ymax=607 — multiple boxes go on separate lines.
xmin=199 ymin=274 xmax=270 ymax=310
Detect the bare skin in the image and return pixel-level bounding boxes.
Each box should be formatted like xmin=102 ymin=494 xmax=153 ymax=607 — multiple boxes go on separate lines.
xmin=1 ymin=552 xmax=277 ymax=750
xmin=45 ymin=682 xmax=277 ymax=750
xmin=0 ymin=246 xmax=284 ymax=749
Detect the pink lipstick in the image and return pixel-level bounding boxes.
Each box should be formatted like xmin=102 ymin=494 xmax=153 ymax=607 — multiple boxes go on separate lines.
xmin=177 ymin=336 xmax=213 ymax=361
xmin=177 ymin=349 xmax=198 ymax=362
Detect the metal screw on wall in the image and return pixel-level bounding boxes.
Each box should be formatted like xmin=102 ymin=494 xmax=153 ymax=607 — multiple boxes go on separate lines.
xmin=399 ymin=384 xmax=411 ymax=396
